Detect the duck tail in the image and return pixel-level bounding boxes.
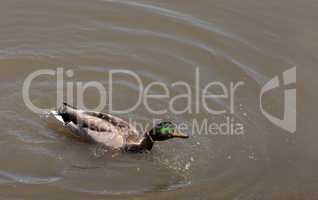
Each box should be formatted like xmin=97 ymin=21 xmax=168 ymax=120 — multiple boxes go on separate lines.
xmin=58 ymin=102 xmax=77 ymax=114
xmin=63 ymin=102 xmax=77 ymax=109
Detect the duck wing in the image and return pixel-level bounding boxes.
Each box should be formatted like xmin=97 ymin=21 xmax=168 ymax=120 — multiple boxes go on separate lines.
xmin=49 ymin=110 xmax=128 ymax=149
xmin=61 ymin=120 xmax=124 ymax=149
xmin=49 ymin=103 xmax=141 ymax=148
xmin=82 ymin=111 xmax=141 ymax=143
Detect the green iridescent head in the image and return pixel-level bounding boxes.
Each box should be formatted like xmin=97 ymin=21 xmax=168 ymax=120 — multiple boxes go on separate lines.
xmin=149 ymin=121 xmax=189 ymax=141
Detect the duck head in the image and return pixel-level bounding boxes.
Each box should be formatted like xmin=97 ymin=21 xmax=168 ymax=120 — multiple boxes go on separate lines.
xmin=126 ymin=121 xmax=189 ymax=152
xmin=148 ymin=121 xmax=189 ymax=141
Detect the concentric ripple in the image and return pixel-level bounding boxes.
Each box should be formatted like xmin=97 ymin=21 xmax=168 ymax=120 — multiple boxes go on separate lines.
xmin=0 ymin=0 xmax=310 ymax=199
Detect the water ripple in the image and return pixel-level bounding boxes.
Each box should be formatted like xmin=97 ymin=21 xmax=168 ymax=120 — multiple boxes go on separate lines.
xmin=101 ymin=0 xmax=261 ymax=52
xmin=84 ymin=22 xmax=268 ymax=85
xmin=0 ymin=171 xmax=61 ymax=185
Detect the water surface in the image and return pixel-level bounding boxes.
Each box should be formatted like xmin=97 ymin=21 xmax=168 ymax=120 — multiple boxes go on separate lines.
xmin=0 ymin=0 xmax=317 ymax=199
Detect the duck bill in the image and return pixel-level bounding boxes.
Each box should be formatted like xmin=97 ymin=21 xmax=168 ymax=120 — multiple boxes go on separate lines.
xmin=172 ymin=131 xmax=189 ymax=139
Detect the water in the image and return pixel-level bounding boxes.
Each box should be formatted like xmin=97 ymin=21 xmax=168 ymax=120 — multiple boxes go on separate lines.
xmin=0 ymin=0 xmax=317 ymax=199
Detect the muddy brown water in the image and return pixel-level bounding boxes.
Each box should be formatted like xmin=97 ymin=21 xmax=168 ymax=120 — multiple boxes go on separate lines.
xmin=0 ymin=0 xmax=317 ymax=199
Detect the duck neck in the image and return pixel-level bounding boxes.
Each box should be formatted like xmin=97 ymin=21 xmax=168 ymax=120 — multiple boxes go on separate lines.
xmin=140 ymin=132 xmax=154 ymax=151
xmin=124 ymin=132 xmax=154 ymax=153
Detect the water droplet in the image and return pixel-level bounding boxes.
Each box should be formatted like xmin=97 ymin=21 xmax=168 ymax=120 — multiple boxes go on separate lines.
xmin=185 ymin=162 xmax=191 ymax=170
xmin=66 ymin=69 xmax=74 ymax=77
xmin=248 ymin=155 xmax=255 ymax=160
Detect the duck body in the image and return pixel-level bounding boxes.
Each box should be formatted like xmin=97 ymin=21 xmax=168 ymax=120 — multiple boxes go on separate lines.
xmin=47 ymin=103 xmax=153 ymax=152
xmin=47 ymin=103 xmax=189 ymax=153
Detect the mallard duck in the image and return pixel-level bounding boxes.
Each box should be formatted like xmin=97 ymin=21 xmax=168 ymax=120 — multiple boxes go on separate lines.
xmin=47 ymin=103 xmax=189 ymax=153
